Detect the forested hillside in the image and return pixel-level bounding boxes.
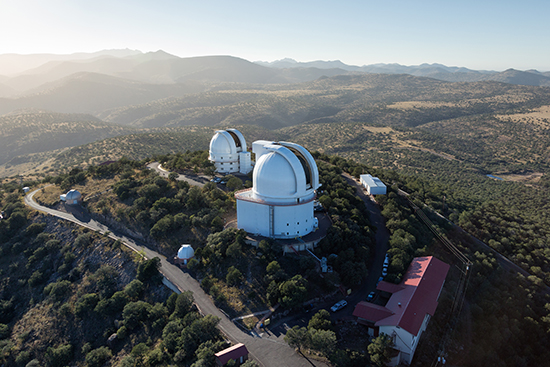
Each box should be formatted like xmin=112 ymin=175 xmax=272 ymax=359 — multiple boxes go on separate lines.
xmin=0 ymin=180 xmax=231 ymax=366
xmin=0 ymin=112 xmax=133 ymax=166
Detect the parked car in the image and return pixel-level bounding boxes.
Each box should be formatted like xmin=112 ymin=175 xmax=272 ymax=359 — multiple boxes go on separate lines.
xmin=210 ymin=177 xmax=221 ymax=183
xmin=367 ymin=291 xmax=376 ymax=301
xmin=382 ymin=268 xmax=388 ymax=276
xmin=330 ymin=300 xmax=347 ymax=312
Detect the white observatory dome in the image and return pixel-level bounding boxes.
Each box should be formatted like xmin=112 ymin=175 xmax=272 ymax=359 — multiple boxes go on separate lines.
xmin=209 ymin=132 xmax=237 ymax=155
xmin=253 ymin=150 xmax=298 ymax=198
xmin=65 ymin=190 xmax=82 ymax=200
xmin=177 ymin=244 xmax=195 ymax=260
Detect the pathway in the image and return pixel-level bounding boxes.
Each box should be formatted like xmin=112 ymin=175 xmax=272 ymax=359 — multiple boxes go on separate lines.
xmin=24 ymin=189 xmax=328 ymax=367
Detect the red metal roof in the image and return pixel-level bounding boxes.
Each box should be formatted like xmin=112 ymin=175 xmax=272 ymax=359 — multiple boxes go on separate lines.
xmin=377 ymin=280 xmax=405 ymax=294
xmin=215 ymin=343 xmax=249 ymax=365
xmin=353 ymin=301 xmax=394 ymax=323
xmin=354 ymin=256 xmax=449 ymax=336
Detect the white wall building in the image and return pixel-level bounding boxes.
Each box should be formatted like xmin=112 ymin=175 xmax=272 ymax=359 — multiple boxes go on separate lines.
xmin=235 ymin=141 xmax=321 ymax=239
xmin=209 ymin=129 xmax=252 ymax=174
xmin=353 ymin=256 xmax=450 ymax=366
xmin=360 ymin=174 xmax=387 ymax=195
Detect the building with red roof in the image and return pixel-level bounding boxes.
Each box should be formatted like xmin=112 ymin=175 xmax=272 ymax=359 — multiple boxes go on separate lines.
xmin=215 ymin=343 xmax=249 ymax=366
xmin=353 ymin=256 xmax=450 ymax=366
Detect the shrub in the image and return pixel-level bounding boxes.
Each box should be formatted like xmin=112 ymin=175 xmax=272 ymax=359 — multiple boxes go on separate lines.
xmin=85 ymin=347 xmax=112 ymax=367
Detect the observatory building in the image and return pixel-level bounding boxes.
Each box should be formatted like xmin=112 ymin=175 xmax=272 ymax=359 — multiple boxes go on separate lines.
xmin=209 ymin=129 xmax=252 ymax=174
xmin=174 ymin=244 xmax=195 ymax=266
xmin=60 ymin=189 xmax=82 ymax=206
xmin=235 ymin=141 xmax=321 ymax=239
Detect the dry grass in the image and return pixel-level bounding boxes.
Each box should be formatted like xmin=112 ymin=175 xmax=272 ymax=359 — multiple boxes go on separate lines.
xmin=496 ymin=105 xmax=550 ymax=128
xmin=33 ymin=185 xmax=63 ymax=206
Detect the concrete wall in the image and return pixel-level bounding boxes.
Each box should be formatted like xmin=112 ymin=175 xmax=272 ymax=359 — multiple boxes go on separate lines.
xmin=236 ymin=199 xmax=316 ymax=239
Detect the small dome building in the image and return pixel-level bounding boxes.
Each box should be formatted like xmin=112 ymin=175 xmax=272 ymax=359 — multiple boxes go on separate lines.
xmin=235 ymin=141 xmax=321 ymax=239
xmin=175 ymin=244 xmax=195 ymax=266
xmin=60 ymin=189 xmax=82 ymax=205
xmin=209 ymin=129 xmax=252 ymax=174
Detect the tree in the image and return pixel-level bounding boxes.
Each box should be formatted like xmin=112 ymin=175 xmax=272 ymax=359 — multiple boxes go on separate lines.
xmin=226 ymin=176 xmax=243 ymax=191
xmin=173 ymin=291 xmax=194 ymax=318
xmin=308 ymin=309 xmax=332 ymax=331
xmin=137 ymin=257 xmax=161 ymax=282
xmin=85 ymin=347 xmax=112 ymax=367
xmin=226 ymin=266 xmax=244 ymax=286
xmin=46 ymin=344 xmax=73 ymax=367
xmin=368 ymin=333 xmax=395 ymax=367
xmin=309 ymin=328 xmax=337 ymax=356
xmin=284 ymin=326 xmax=309 ymax=351
xmin=168 ymin=172 xmax=179 ymax=181
xmin=278 ymin=275 xmax=308 ymax=309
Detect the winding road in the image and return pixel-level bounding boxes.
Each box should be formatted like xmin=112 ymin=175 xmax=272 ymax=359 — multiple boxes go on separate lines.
xmin=24 ymin=189 xmax=328 ymax=367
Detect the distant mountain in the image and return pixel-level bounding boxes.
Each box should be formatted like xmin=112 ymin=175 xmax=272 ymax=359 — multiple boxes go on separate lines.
xmin=257 ymin=59 xmax=550 ymax=87
xmin=0 ymin=82 xmax=15 ymax=98
xmin=0 ymin=49 xmax=142 ymax=76
xmin=0 ymin=72 xmax=206 ymax=115
xmin=0 ymin=111 xmax=134 ymax=166
xmin=484 ymin=68 xmax=550 ymax=87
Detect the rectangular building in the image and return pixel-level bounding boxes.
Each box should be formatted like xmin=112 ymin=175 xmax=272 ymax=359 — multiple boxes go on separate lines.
xmin=360 ymin=174 xmax=386 ymax=195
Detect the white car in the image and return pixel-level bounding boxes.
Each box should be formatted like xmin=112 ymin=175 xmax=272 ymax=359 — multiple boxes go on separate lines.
xmin=330 ymin=300 xmax=347 ymax=312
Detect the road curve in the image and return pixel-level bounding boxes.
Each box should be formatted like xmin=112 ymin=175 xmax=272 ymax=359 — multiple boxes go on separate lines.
xmin=24 ymin=189 xmax=328 ymax=367
xmin=147 ymin=162 xmax=206 ymax=187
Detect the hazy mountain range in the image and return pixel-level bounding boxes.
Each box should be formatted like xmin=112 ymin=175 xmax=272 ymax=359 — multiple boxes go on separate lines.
xmin=257 ymin=58 xmax=550 ymax=85
xmin=1 ymin=49 xmax=549 ymax=177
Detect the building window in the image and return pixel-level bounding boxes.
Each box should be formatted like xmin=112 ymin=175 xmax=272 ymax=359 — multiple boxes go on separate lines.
xmin=297 ymin=222 xmax=299 ymax=225
xmin=287 ymin=223 xmax=289 ymax=226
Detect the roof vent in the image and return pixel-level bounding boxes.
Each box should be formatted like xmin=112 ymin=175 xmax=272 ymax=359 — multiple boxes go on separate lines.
xmin=398 ymin=302 xmax=402 ymax=307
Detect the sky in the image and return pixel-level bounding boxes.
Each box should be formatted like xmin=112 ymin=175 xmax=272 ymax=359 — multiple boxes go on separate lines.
xmin=1 ymin=0 xmax=548 ymax=71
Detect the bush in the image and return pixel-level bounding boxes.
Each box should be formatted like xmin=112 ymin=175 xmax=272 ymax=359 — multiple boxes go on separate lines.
xmin=137 ymin=257 xmax=161 ymax=282
xmin=46 ymin=344 xmax=73 ymax=367
xmin=85 ymin=347 xmax=112 ymax=367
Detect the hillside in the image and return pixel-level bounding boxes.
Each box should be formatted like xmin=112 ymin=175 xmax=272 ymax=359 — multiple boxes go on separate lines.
xmin=99 ymin=74 xmax=550 ymax=130
xmin=0 ymin=182 xmax=227 ymax=366
xmin=0 ymin=72 xmax=207 ymax=115
xmin=0 ymin=111 xmax=134 ymax=167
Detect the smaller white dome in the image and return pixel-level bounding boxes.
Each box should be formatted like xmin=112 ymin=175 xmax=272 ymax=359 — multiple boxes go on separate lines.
xmin=65 ymin=189 xmax=82 ymax=200
xmin=210 ymin=132 xmax=236 ymax=155
xmin=177 ymin=244 xmax=195 ymax=260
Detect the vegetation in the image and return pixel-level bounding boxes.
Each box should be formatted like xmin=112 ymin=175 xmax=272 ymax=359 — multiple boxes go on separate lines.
xmin=0 ymin=179 xmax=229 ymax=366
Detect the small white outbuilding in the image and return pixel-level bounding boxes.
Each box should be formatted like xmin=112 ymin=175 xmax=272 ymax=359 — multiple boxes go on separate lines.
xmin=360 ymin=174 xmax=386 ymax=195
xmin=175 ymin=244 xmax=195 ymax=266
xmin=60 ymin=189 xmax=82 ymax=205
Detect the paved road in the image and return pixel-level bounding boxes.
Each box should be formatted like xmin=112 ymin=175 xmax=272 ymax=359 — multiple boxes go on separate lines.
xmin=147 ymin=162 xmax=207 ymax=187
xmin=24 ymin=189 xmax=328 ymax=367
xmin=338 ymin=173 xmax=390 ymax=315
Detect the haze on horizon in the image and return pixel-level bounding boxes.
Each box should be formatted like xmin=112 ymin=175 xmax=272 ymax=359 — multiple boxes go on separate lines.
xmin=0 ymin=0 xmax=549 ymax=72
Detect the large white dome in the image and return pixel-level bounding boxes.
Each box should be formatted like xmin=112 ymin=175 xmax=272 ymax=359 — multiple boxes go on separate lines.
xmin=177 ymin=244 xmax=194 ymax=259
xmin=209 ymin=131 xmax=237 ymax=155
xmin=253 ymin=150 xmax=299 ymax=198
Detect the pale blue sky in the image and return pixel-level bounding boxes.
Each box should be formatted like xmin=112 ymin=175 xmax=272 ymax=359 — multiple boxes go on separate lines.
xmin=1 ymin=0 xmax=548 ymax=70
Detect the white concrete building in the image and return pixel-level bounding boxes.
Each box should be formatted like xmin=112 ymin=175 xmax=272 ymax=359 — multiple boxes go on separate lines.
xmin=235 ymin=141 xmax=321 ymax=239
xmin=209 ymin=129 xmax=252 ymax=174
xmin=353 ymin=256 xmax=450 ymax=366
xmin=60 ymin=189 xmax=82 ymax=205
xmin=360 ymin=174 xmax=386 ymax=195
